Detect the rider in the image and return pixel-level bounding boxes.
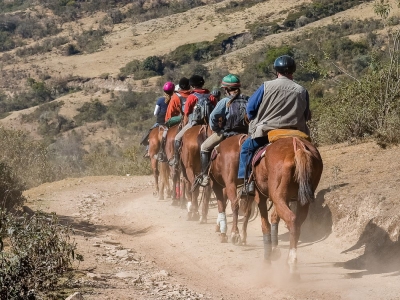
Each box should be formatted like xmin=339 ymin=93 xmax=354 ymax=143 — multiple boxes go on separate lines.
xmin=169 ymin=75 xmax=218 ymax=167
xmin=238 ymin=55 xmax=311 ymax=196
xmin=165 ymin=77 xmax=191 ymax=121
xmin=198 ymin=74 xmax=249 ymax=187
xmin=156 ymin=78 xmax=192 ymax=161
xmin=141 ymin=81 xmax=174 ymax=159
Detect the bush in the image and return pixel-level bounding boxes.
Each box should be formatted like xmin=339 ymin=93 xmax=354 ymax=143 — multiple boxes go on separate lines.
xmin=74 ymin=99 xmax=108 ymax=125
xmin=316 ymin=65 xmax=400 ymax=145
xmin=0 ymin=127 xmax=54 ymax=188
xmin=119 ymin=56 xmax=164 ymax=79
xmin=64 ymin=43 xmax=80 ymax=56
xmin=0 ymin=210 xmax=81 ymax=299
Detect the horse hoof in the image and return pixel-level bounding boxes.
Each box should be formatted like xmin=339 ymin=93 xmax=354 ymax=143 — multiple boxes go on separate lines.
xmin=171 ymin=200 xmax=179 ymax=206
xmin=220 ymin=233 xmax=228 ymax=243
xmin=191 ymin=213 xmax=200 ymax=221
xmin=186 ymin=212 xmax=192 ymax=221
xmin=153 ymin=191 xmax=158 ymax=198
xmin=158 ymin=197 xmax=164 ymax=201
xmin=215 ymin=225 xmax=221 ymax=233
xmin=271 ymin=247 xmax=281 ymax=261
xmin=199 ymin=216 xmax=207 ymax=224
xmin=231 ymin=234 xmax=242 ymax=246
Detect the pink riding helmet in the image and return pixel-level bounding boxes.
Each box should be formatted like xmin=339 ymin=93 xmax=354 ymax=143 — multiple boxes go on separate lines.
xmin=163 ymin=81 xmax=175 ymax=93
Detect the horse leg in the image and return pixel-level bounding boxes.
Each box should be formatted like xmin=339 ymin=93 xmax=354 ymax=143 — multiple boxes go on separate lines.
xmin=187 ymin=188 xmax=200 ymax=221
xmin=200 ymin=185 xmax=211 ymax=224
xmin=273 ymin=198 xmax=298 ymax=275
xmin=171 ymin=169 xmax=180 ymax=206
xmin=257 ymin=192 xmax=272 ymax=264
xmin=214 ymin=186 xmax=228 ymax=243
xmin=270 ymin=205 xmax=282 ymax=260
xmin=180 ymin=179 xmax=188 ymax=209
xmin=151 ymin=158 xmax=159 ymax=198
xmin=295 ymin=202 xmax=309 ymax=245
xmin=240 ymin=196 xmax=254 ymax=246
xmin=226 ymin=184 xmax=241 ymax=245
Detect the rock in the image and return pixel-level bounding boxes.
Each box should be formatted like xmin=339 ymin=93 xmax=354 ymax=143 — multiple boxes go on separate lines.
xmin=65 ymin=292 xmax=84 ymax=300
xmin=86 ymin=273 xmax=104 ymax=281
xmin=115 ymin=271 xmax=140 ymax=279
xmin=102 ymin=239 xmax=120 ymax=245
xmin=115 ymin=249 xmax=129 ymax=258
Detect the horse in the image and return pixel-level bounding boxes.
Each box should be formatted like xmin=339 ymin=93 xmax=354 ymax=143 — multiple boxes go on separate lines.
xmin=252 ymin=135 xmax=323 ymax=276
xmin=209 ymin=134 xmax=254 ymax=244
xmin=147 ymin=126 xmax=171 ymax=200
xmin=180 ymin=124 xmax=212 ymax=222
xmin=164 ymin=124 xmax=187 ymax=207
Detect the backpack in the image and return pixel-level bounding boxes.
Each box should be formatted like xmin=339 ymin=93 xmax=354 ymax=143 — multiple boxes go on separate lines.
xmin=175 ymin=92 xmax=187 ymax=113
xmin=224 ymin=95 xmax=249 ymax=132
xmin=191 ymin=92 xmax=215 ymax=124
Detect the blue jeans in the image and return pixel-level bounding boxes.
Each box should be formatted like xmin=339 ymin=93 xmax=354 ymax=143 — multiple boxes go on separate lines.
xmin=238 ymin=136 xmax=269 ymax=179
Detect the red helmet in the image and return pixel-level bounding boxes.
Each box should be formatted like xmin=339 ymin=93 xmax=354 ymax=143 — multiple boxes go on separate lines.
xmin=163 ymin=81 xmax=175 ymax=93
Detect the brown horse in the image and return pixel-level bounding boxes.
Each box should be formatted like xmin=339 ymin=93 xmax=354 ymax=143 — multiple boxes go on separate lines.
xmin=180 ymin=125 xmax=212 ymax=222
xmin=253 ymin=136 xmax=323 ymax=276
xmin=209 ymin=134 xmax=253 ymax=244
xmin=148 ymin=126 xmax=171 ymax=200
xmin=164 ymin=124 xmax=187 ymax=207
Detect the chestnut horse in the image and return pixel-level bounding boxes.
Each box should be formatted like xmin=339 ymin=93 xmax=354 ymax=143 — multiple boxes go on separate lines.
xmin=180 ymin=125 xmax=212 ymax=222
xmin=253 ymin=136 xmax=323 ymax=276
xmin=209 ymin=134 xmax=253 ymax=243
xmin=164 ymin=124 xmax=187 ymax=207
xmin=147 ymin=126 xmax=171 ymax=200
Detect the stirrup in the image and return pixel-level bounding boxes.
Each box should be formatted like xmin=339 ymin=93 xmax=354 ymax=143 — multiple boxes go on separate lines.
xmin=199 ymin=175 xmax=209 ymax=187
xmin=241 ymin=181 xmax=255 ymax=197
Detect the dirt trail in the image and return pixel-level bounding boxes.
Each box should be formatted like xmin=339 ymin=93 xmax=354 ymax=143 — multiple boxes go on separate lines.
xmin=25 ymin=168 xmax=400 ymax=300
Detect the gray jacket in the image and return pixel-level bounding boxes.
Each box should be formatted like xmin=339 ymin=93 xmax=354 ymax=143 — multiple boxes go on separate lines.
xmin=248 ymin=77 xmax=310 ymax=139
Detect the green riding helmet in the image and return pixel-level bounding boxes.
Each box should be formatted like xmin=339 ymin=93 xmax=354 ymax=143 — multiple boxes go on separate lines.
xmin=220 ymin=74 xmax=241 ymax=88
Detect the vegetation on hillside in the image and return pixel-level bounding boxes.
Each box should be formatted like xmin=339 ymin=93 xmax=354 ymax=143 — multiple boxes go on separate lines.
xmin=0 ymin=210 xmax=81 ymax=299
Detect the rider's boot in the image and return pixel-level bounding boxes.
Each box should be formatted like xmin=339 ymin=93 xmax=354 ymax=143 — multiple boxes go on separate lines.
xmin=241 ymin=180 xmax=255 ymax=197
xmin=169 ymin=140 xmax=181 ymax=167
xmin=199 ymin=151 xmax=211 ymax=187
xmin=143 ymin=145 xmax=150 ymax=158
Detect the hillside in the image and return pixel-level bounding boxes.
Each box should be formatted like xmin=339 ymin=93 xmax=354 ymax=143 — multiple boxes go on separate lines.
xmin=0 ymin=0 xmax=396 ymax=146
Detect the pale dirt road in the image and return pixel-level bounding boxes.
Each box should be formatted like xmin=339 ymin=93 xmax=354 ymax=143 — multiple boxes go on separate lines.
xmin=25 ymin=175 xmax=400 ymax=300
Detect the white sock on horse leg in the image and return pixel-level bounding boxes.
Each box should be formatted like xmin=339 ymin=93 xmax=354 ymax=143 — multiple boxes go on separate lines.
xmin=217 ymin=212 xmax=227 ymax=233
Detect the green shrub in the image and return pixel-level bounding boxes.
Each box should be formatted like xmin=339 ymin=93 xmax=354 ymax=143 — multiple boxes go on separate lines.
xmin=75 ymin=28 xmax=108 ymax=53
xmin=64 ymin=43 xmax=80 ymax=56
xmin=119 ymin=56 xmax=164 ymax=79
xmin=316 ymin=65 xmax=400 ymax=145
xmin=0 ymin=210 xmax=81 ymax=299
xmin=0 ymin=127 xmax=54 ymax=188
xmin=74 ymin=99 xmax=107 ymax=125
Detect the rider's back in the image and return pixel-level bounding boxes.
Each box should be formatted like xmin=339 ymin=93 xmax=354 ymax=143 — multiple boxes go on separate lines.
xmin=249 ymin=77 xmax=308 ymax=138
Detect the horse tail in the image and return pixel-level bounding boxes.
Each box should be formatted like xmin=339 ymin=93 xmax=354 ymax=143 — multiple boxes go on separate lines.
xmin=159 ymin=162 xmax=170 ymax=190
xmin=293 ymin=137 xmax=317 ymax=206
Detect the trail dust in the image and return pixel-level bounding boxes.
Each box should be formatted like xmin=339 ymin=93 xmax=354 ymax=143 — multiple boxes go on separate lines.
xmin=25 ymin=142 xmax=400 ymax=299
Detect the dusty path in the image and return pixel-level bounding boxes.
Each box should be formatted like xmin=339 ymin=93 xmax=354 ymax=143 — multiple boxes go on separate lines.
xmin=25 ymin=175 xmax=400 ymax=300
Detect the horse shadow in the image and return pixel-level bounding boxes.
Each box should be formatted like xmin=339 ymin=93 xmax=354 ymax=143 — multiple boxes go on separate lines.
xmin=335 ymin=220 xmax=400 ymax=278
xmin=278 ymin=184 xmax=347 ymax=245
xmin=55 ymin=214 xmax=153 ymax=237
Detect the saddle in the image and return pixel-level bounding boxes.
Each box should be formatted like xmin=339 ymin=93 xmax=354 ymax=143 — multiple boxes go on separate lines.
xmin=252 ymin=129 xmax=311 ymax=167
